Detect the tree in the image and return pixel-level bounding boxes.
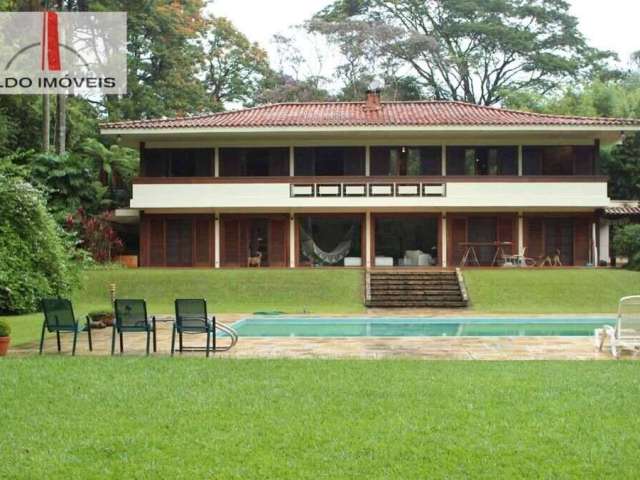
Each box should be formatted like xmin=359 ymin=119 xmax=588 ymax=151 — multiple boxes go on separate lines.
xmin=97 ymin=0 xmax=210 ymax=120
xmin=0 ymin=175 xmax=77 ymax=314
xmin=612 ymin=224 xmax=640 ymax=270
xmin=604 ymin=133 xmax=640 ymax=201
xmin=200 ymin=17 xmax=271 ymax=109
xmin=311 ymin=0 xmax=614 ymax=105
xmin=253 ymin=72 xmax=333 ymax=105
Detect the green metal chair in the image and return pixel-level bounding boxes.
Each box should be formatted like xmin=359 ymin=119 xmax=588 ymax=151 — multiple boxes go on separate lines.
xmin=173 ymin=299 xmax=215 ymax=357
xmin=112 ymin=299 xmax=157 ymax=356
xmin=40 ymin=298 xmax=92 ymax=356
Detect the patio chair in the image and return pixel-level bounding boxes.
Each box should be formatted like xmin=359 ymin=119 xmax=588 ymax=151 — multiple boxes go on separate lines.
xmin=173 ymin=299 xmax=215 ymax=357
xmin=597 ymin=295 xmax=640 ymax=359
xmin=112 ymin=299 xmax=157 ymax=356
xmin=40 ymin=298 xmax=92 ymax=356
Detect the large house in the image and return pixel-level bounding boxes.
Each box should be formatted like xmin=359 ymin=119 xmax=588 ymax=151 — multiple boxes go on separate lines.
xmin=101 ymin=90 xmax=640 ymax=270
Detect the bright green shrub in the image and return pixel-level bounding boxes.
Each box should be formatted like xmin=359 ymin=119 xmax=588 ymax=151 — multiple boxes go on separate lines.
xmin=0 ymin=320 xmax=10 ymax=337
xmin=0 ymin=175 xmax=77 ymax=313
xmin=613 ymin=224 xmax=640 ymax=270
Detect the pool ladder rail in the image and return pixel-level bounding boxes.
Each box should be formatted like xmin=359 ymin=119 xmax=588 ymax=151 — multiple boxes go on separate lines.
xmin=215 ymin=321 xmax=239 ymax=351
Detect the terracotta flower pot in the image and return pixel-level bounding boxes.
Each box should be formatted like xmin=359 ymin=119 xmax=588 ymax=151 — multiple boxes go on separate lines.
xmin=0 ymin=336 xmax=10 ymax=356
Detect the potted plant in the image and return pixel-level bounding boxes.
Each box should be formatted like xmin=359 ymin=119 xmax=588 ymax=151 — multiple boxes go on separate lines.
xmin=0 ymin=320 xmax=10 ymax=356
xmin=88 ymin=309 xmax=114 ymax=328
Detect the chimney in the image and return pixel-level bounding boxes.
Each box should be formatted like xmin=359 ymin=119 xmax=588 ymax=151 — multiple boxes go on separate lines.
xmin=364 ymin=88 xmax=382 ymax=111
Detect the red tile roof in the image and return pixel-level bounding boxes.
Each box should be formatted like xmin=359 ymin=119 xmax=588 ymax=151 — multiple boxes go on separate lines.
xmin=101 ymin=101 xmax=640 ymax=130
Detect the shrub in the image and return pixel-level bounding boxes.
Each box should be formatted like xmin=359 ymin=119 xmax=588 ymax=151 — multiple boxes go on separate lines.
xmin=0 ymin=320 xmax=10 ymax=337
xmin=0 ymin=175 xmax=78 ymax=314
xmin=613 ymin=224 xmax=640 ymax=270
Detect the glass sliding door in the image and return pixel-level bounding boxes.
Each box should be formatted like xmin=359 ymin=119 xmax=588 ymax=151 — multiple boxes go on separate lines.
xmin=298 ymin=215 xmax=363 ymax=267
xmin=374 ymin=215 xmax=439 ymax=267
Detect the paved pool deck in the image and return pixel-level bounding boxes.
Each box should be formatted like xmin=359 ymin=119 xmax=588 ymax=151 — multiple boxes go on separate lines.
xmin=10 ymin=313 xmax=628 ymax=360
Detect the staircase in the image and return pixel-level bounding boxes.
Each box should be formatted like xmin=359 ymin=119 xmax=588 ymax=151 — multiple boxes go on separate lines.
xmin=365 ymin=269 xmax=468 ymax=308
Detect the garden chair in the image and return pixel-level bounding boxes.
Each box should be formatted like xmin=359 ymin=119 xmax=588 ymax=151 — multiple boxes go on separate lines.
xmin=173 ymin=299 xmax=215 ymax=357
xmin=112 ymin=299 xmax=157 ymax=356
xmin=597 ymin=295 xmax=640 ymax=359
xmin=40 ymin=298 xmax=92 ymax=356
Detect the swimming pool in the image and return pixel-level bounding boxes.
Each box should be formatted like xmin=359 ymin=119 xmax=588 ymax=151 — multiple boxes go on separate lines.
xmin=230 ymin=317 xmax=615 ymax=337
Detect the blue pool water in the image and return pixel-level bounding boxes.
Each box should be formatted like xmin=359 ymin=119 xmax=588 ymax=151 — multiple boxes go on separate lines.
xmin=230 ymin=317 xmax=615 ymax=338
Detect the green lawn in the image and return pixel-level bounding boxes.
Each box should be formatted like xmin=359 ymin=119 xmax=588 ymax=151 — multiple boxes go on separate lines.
xmin=464 ymin=269 xmax=640 ymax=314
xmin=1 ymin=358 xmax=639 ymax=479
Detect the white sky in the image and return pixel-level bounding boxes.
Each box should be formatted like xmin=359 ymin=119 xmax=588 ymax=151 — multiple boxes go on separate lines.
xmin=208 ymin=0 xmax=640 ymax=82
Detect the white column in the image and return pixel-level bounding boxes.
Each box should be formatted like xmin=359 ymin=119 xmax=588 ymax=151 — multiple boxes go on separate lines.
xmin=365 ymin=211 xmax=372 ymax=268
xmin=365 ymin=146 xmax=371 ymax=176
xmin=517 ymin=146 xmax=523 ymax=176
xmin=517 ymin=213 xmax=524 ymax=254
xmin=441 ymin=213 xmax=447 ymax=268
xmin=214 ymin=214 xmax=220 ymax=268
xmin=289 ymin=146 xmax=294 ymax=177
xmin=214 ymin=147 xmax=220 ymax=177
xmin=441 ymin=144 xmax=447 ymax=176
xmin=599 ymin=219 xmax=610 ymax=265
xmin=289 ymin=213 xmax=296 ymax=268
xmin=592 ymin=221 xmax=599 ymax=265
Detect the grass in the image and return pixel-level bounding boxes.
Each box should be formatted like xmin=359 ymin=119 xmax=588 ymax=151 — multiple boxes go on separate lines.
xmin=1 ymin=358 xmax=640 ymax=479
xmin=464 ymin=269 xmax=640 ymax=314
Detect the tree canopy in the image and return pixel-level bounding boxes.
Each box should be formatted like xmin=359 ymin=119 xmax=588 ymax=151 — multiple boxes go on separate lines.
xmin=311 ymin=0 xmax=614 ymax=105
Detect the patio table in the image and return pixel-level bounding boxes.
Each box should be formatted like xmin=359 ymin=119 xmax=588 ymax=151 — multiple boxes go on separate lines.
xmin=458 ymin=241 xmax=513 ymax=267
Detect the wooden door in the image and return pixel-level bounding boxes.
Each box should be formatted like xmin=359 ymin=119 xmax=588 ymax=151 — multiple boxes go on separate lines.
xmin=449 ymin=217 xmax=467 ymax=266
xmin=194 ymin=217 xmax=213 ymax=267
xmin=268 ymin=219 xmax=288 ymax=267
xmin=525 ymin=218 xmax=544 ymax=260
xmin=574 ymin=218 xmax=591 ymax=266
xmin=148 ymin=217 xmax=165 ymax=266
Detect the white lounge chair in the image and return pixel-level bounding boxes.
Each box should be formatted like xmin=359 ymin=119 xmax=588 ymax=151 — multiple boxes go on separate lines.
xmin=596 ymin=295 xmax=640 ymax=358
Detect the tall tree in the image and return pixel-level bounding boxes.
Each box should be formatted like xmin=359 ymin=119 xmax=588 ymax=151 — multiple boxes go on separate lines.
xmin=96 ymin=0 xmax=210 ymax=120
xmin=311 ymin=0 xmax=614 ymax=105
xmin=199 ymin=17 xmax=271 ymax=110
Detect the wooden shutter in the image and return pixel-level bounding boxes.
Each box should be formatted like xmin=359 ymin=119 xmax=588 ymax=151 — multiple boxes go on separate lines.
xmin=221 ymin=218 xmax=240 ymax=266
xmin=449 ymin=217 xmax=467 ymax=266
xmin=525 ymin=218 xmax=544 ymax=260
xmin=166 ymin=219 xmax=193 ymax=266
xmin=574 ymin=218 xmax=591 ymax=266
xmin=148 ymin=217 xmax=165 ymax=266
xmin=194 ymin=217 xmax=212 ymax=266
xmin=268 ymin=219 xmax=288 ymax=267
xmin=497 ymin=216 xmax=515 ymax=254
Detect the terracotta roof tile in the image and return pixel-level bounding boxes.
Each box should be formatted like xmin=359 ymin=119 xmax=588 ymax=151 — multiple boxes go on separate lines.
xmin=101 ymin=101 xmax=640 ymax=130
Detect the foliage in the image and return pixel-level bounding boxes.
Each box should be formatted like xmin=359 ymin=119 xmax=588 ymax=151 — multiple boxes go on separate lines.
xmin=312 ymin=0 xmax=614 ymax=105
xmin=613 ymin=224 xmax=640 ymax=270
xmin=0 ymin=320 xmax=10 ymax=337
xmin=254 ymin=72 xmax=333 ymax=104
xmin=96 ymin=0 xmax=211 ymax=121
xmin=0 ymin=176 xmax=77 ymax=314
xmin=603 ymin=133 xmax=640 ymax=201
xmin=65 ymin=209 xmax=124 ymax=263
xmin=2 ymin=359 xmax=640 ymax=478
xmin=200 ymin=17 xmax=271 ymax=109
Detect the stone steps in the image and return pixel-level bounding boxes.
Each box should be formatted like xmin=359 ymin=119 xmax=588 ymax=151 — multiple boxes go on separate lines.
xmin=366 ymin=270 xmax=468 ymax=308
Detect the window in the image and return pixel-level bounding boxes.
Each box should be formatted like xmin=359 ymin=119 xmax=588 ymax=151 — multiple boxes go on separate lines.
xmin=294 ymin=147 xmax=365 ymax=176
xmin=219 ymin=148 xmax=289 ymax=176
xmin=370 ymin=146 xmax=441 ymax=176
xmin=523 ymin=146 xmax=596 ymax=175
xmin=141 ymin=149 xmax=213 ymax=177
xmin=446 ymin=146 xmax=517 ymax=176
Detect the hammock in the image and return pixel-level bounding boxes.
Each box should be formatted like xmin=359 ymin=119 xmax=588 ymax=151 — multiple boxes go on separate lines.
xmin=300 ymin=226 xmax=355 ymax=265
